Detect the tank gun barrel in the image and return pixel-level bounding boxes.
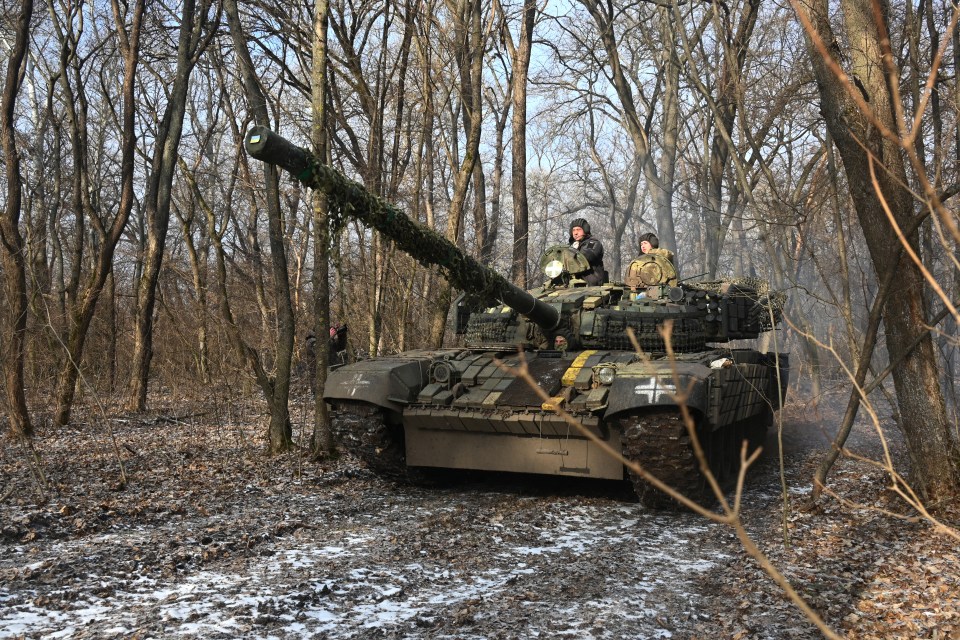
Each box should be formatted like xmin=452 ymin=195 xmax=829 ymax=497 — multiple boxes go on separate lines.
xmin=245 ymin=126 xmax=560 ymax=331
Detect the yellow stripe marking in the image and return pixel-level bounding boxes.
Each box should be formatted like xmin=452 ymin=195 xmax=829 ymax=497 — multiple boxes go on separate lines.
xmin=542 ymin=396 xmax=565 ymax=411
xmin=561 ymin=350 xmax=597 ymax=387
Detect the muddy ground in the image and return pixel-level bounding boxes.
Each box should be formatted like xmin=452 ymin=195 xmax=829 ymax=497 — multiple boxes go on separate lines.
xmin=1 ymin=391 xmax=958 ymax=639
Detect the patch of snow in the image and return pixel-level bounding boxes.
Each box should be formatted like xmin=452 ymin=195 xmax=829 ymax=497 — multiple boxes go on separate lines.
xmin=1 ymin=499 xmax=727 ymax=638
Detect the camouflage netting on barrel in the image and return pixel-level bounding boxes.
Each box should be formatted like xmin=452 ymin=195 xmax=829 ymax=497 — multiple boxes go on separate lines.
xmin=689 ymin=276 xmax=786 ymax=331
xmin=296 ymin=161 xmax=507 ymax=304
xmin=246 ymin=126 xmax=560 ymax=332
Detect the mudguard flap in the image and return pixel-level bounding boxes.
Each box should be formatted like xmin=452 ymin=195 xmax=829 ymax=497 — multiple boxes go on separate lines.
xmin=604 ymin=362 xmax=709 ymax=418
xmin=323 ymin=357 xmax=432 ymax=413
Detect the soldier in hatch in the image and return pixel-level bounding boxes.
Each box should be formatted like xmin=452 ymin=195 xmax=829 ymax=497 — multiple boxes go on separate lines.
xmin=568 ymin=218 xmax=606 ymax=285
xmin=638 ymin=232 xmax=675 ymax=264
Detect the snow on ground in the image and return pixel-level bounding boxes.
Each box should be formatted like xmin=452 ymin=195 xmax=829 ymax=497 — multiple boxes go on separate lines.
xmin=5 ymin=397 xmax=951 ymax=639
xmin=1 ymin=494 xmax=729 ymax=639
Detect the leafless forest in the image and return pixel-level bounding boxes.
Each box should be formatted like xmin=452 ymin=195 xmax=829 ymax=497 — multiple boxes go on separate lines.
xmin=2 ymin=0 xmax=960 ymax=637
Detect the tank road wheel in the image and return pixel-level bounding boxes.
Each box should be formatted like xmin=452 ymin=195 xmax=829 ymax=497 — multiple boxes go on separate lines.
xmin=618 ymin=410 xmax=712 ymax=508
xmin=619 ymin=410 xmax=774 ymax=509
xmin=329 ymin=400 xmax=408 ymax=479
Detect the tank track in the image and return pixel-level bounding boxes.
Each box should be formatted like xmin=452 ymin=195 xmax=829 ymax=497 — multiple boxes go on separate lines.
xmin=619 ymin=409 xmax=770 ymax=508
xmin=329 ymin=400 xmax=408 ymax=479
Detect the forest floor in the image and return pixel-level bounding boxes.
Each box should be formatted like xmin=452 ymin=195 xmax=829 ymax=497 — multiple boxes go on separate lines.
xmin=0 ymin=387 xmax=958 ymax=639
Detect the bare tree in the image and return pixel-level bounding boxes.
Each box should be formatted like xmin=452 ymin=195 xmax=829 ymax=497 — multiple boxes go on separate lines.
xmin=426 ymin=0 xmax=488 ymax=346
xmin=481 ymin=33 xmax=512 ymax=271
xmin=794 ymin=0 xmax=960 ymax=500
xmin=51 ymin=0 xmax=145 ymax=427
xmin=505 ymin=0 xmax=536 ymax=288
xmin=126 ymin=0 xmax=217 ymax=412
xmin=223 ymin=0 xmax=295 ymax=453
xmin=679 ymin=0 xmax=759 ymax=278
xmin=311 ymin=0 xmax=334 ymax=457
xmin=577 ymin=0 xmax=680 ymax=258
xmin=324 ymin=0 xmax=417 ymax=356
xmin=0 ymin=0 xmax=35 ymax=438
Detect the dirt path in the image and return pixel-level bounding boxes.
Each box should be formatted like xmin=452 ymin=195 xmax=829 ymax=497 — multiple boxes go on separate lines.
xmin=1 ymin=398 xmax=957 ymax=638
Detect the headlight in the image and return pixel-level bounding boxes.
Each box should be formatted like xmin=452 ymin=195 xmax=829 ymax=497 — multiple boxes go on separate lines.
xmin=431 ymin=361 xmax=454 ymax=384
xmin=596 ymin=366 xmax=616 ymax=385
xmin=544 ymin=259 xmax=564 ymax=279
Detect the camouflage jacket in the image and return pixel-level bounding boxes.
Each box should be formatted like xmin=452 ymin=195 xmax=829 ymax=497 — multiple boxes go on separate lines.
xmin=647 ymin=247 xmax=675 ymax=264
xmin=570 ymin=236 xmax=606 ymax=285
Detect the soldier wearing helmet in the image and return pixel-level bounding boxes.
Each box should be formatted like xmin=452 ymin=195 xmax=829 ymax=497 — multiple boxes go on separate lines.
xmin=639 ymin=232 xmax=675 ymax=264
xmin=568 ymin=218 xmax=606 ymax=285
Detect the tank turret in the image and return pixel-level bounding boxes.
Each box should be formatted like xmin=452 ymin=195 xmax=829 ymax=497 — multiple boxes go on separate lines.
xmin=248 ymin=126 xmax=781 ymax=353
xmin=246 ymin=126 xmax=789 ymax=508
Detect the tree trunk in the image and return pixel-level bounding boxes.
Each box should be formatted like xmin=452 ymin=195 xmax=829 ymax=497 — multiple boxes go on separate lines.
xmin=224 ymin=0 xmax=294 ymax=453
xmin=127 ymin=0 xmax=212 ymax=411
xmin=311 ymin=0 xmax=334 ymax=457
xmin=0 ymin=0 xmax=35 ymax=438
xmin=580 ymin=0 xmax=678 ymax=257
xmin=486 ymin=85 xmax=510 ymax=272
xmin=53 ymin=0 xmax=145 ymax=427
xmin=696 ymin=0 xmax=759 ymax=278
xmin=651 ymin=6 xmax=680 ymax=259
xmin=510 ymin=0 xmax=536 ymax=288
xmin=171 ymin=163 xmax=211 ymax=384
xmin=795 ymin=0 xmax=960 ymax=500
xmin=427 ymin=0 xmax=485 ymax=346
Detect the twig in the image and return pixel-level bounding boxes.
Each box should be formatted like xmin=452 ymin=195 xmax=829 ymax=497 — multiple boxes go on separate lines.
xmin=152 ymin=412 xmax=209 ymax=426
xmin=822 ymin=448 xmax=960 ymax=543
xmin=768 ymin=304 xmax=790 ymax=549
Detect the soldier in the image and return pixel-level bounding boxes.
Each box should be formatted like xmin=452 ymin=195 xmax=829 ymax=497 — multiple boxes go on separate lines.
xmin=329 ymin=324 xmax=348 ymax=365
xmin=639 ymin=232 xmax=675 ymax=264
xmin=569 ymin=218 xmax=606 ymax=285
xmin=304 ymin=325 xmax=349 ymax=391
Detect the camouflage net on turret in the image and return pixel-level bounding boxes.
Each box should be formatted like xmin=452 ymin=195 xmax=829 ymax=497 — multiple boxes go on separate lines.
xmin=294 ymin=159 xmax=508 ymax=304
xmin=689 ymin=276 xmax=786 ymax=331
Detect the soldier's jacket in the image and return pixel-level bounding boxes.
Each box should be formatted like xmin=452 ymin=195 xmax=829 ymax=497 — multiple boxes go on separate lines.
xmin=647 ymin=247 xmax=675 ymax=264
xmin=570 ymin=236 xmax=605 ymax=285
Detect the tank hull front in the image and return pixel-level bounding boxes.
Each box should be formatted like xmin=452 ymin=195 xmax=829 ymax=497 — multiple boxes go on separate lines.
xmin=403 ymin=420 xmax=624 ymax=479
xmin=325 ymin=348 xmax=789 ymax=503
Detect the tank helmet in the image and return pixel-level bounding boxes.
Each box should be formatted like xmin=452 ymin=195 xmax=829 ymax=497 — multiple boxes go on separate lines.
xmin=639 ymin=232 xmax=659 ymax=249
xmin=569 ymin=218 xmax=591 ymax=235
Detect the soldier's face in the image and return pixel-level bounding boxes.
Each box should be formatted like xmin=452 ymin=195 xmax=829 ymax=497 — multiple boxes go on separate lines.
xmin=640 ymin=240 xmax=652 ymax=254
xmin=571 ymin=227 xmax=585 ymax=241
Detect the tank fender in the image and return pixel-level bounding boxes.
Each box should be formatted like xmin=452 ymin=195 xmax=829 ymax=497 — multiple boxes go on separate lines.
xmin=603 ymin=364 xmax=710 ymax=418
xmin=323 ymin=350 xmax=460 ymax=412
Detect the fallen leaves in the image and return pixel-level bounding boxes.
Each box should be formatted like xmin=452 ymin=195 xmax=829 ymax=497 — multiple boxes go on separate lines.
xmin=1 ymin=394 xmax=958 ymax=638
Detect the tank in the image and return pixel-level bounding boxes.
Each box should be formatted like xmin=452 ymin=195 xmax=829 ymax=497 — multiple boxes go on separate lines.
xmin=245 ymin=126 xmax=789 ymax=507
